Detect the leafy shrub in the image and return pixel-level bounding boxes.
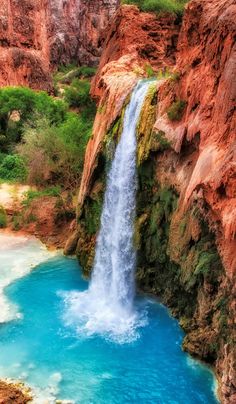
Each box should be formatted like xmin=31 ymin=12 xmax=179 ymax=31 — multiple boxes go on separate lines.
xmin=167 ymin=99 xmax=187 ymax=121
xmin=0 ymin=154 xmax=27 ymax=182
xmin=0 ymin=87 xmax=67 ymax=151
xmin=22 ymin=186 xmax=61 ymax=207
xmin=12 ymin=213 xmax=23 ymax=230
xmin=64 ymin=79 xmax=95 ymax=109
xmin=77 ymin=66 xmax=97 ymax=78
xmin=58 ymin=63 xmax=78 ymax=74
xmin=0 ymin=153 xmax=7 ymax=164
xmin=0 ymin=78 xmax=96 ymax=189
xmin=0 ymin=206 xmax=7 ymax=228
xmin=18 ymin=112 xmax=93 ymax=189
xmin=145 ymin=64 xmax=155 ymax=78
xmin=152 ymin=131 xmax=171 ymax=151
xmin=55 ymin=65 xmax=97 ymax=84
xmin=122 ymin=0 xmax=188 ymax=15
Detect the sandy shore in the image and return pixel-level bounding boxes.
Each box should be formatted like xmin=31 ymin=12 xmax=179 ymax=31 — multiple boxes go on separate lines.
xmin=0 ymin=183 xmax=31 ymax=210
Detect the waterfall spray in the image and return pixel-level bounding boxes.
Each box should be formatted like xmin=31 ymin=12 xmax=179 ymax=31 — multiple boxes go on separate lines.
xmin=63 ymin=81 xmax=153 ymax=342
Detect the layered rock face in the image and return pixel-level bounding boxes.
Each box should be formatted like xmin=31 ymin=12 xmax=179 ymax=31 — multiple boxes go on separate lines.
xmin=0 ymin=0 xmax=119 ymax=90
xmin=155 ymin=0 xmax=236 ymax=278
xmin=78 ymin=4 xmax=180 ymax=205
xmin=68 ymin=1 xmax=236 ymax=402
xmin=0 ymin=0 xmax=51 ymax=90
xmin=78 ymin=0 xmax=120 ymax=66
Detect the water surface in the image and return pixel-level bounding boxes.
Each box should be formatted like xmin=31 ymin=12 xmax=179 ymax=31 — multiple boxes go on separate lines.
xmin=0 ymin=249 xmax=218 ymax=403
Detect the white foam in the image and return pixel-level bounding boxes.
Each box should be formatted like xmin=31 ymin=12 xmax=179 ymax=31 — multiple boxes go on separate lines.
xmin=0 ymin=234 xmax=56 ymax=323
xmin=0 ymin=371 xmax=73 ymax=404
xmin=30 ymin=372 xmax=76 ymax=404
xmin=61 ymin=290 xmax=147 ymax=344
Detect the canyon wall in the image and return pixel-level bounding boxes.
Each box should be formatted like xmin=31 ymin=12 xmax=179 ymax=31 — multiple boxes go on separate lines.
xmin=0 ymin=0 xmax=119 ymax=90
xmin=67 ymin=1 xmax=236 ymax=402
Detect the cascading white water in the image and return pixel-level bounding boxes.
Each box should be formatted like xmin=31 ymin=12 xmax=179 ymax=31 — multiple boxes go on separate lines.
xmin=62 ymin=81 xmax=153 ymax=342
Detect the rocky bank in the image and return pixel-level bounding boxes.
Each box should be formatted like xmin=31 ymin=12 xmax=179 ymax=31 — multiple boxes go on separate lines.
xmin=0 ymin=183 xmax=75 ymax=249
xmin=66 ymin=1 xmax=236 ymax=402
xmin=0 ymin=380 xmax=31 ymax=403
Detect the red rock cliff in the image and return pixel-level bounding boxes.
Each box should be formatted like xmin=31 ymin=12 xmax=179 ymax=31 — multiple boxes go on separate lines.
xmin=0 ymin=0 xmax=119 ymax=90
xmin=153 ymin=0 xmax=236 ymax=277
xmin=79 ymin=4 xmax=180 ymax=204
xmin=74 ymin=1 xmax=236 ymax=402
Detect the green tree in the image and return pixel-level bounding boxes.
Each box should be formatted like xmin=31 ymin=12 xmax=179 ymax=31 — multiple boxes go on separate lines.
xmin=18 ymin=113 xmax=93 ymax=189
xmin=0 ymin=87 xmax=67 ymax=151
xmin=0 ymin=154 xmax=27 ymax=182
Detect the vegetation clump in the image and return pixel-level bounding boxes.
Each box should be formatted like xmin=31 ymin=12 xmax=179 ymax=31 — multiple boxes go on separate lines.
xmin=22 ymin=187 xmax=61 ymax=207
xmin=64 ymin=79 xmax=95 ymax=113
xmin=0 ymin=206 xmax=7 ymax=228
xmin=0 ymin=154 xmax=27 ymax=182
xmin=151 ymin=131 xmax=171 ymax=151
xmin=54 ymin=65 xmax=97 ymax=84
xmin=167 ymin=99 xmax=187 ymax=121
xmin=122 ymin=0 xmax=188 ymax=15
xmin=0 ymin=87 xmax=67 ymax=152
xmin=136 ymin=83 xmax=157 ymax=164
xmin=0 ymin=73 xmax=96 ymax=188
xmin=144 ymin=63 xmax=155 ymax=78
xmin=17 ymin=112 xmax=93 ymax=188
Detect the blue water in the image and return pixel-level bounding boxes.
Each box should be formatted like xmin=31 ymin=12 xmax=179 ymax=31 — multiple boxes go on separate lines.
xmin=0 ymin=255 xmax=218 ymax=403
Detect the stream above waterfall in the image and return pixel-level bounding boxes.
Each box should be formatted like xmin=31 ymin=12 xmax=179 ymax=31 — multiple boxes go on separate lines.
xmin=0 ymin=235 xmax=218 ymax=403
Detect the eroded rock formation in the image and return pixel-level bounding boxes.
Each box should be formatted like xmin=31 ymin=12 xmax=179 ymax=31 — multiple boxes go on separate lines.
xmin=78 ymin=4 xmax=180 ymax=205
xmin=0 ymin=0 xmax=119 ymax=90
xmin=68 ymin=1 xmax=236 ymax=402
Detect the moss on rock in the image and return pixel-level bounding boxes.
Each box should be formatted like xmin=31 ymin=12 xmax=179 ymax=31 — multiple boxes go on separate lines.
xmin=135 ymin=154 xmax=228 ymax=365
xmin=136 ymin=83 xmax=157 ymax=165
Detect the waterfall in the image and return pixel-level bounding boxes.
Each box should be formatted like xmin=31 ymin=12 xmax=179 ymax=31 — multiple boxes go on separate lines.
xmin=62 ymin=81 xmax=152 ymax=342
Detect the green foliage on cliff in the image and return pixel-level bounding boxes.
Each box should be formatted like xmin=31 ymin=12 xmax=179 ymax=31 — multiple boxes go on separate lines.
xmin=167 ymin=99 xmax=187 ymax=121
xmin=137 ymin=83 xmax=158 ymax=164
xmin=0 ymin=206 xmax=7 ymax=228
xmin=22 ymin=187 xmax=61 ymax=207
xmin=84 ymin=197 xmax=103 ymax=236
xmin=135 ymin=152 xmax=225 ymax=337
xmin=138 ymin=185 xmax=178 ymax=266
xmin=152 ymin=131 xmax=171 ymax=151
xmin=54 ymin=65 xmax=97 ymax=85
xmin=122 ymin=0 xmax=188 ymax=15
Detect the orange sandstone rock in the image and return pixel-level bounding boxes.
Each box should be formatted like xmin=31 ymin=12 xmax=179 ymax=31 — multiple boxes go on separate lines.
xmin=0 ymin=0 xmax=119 ymax=90
xmin=79 ymin=5 xmax=180 ymax=205
xmin=154 ymin=0 xmax=236 ymax=277
xmin=76 ymin=3 xmax=236 ymax=401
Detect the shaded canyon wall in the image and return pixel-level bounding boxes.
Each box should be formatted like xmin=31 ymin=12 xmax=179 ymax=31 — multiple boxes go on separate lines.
xmin=0 ymin=0 xmax=119 ymax=90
